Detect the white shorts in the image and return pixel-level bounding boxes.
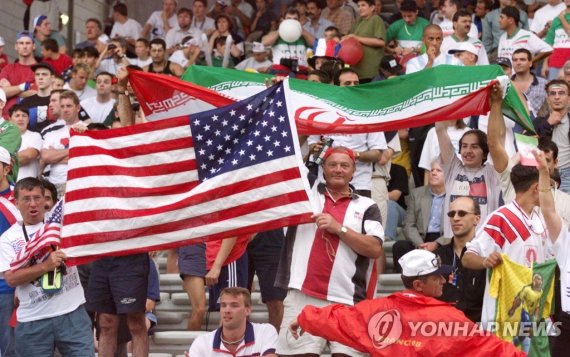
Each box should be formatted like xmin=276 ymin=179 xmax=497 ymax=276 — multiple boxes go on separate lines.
xmin=276 ymin=289 xmax=369 ymax=356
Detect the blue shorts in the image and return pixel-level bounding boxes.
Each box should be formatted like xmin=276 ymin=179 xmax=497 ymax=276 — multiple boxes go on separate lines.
xmin=209 ymin=251 xmax=248 ymax=311
xmin=177 ymin=243 xmax=207 ymax=278
xmin=86 ymin=253 xmax=149 ymax=315
xmin=248 ymin=229 xmax=287 ymax=302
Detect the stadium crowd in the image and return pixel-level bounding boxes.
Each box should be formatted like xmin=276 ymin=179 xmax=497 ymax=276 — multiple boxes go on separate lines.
xmin=0 ymin=0 xmax=570 ymax=356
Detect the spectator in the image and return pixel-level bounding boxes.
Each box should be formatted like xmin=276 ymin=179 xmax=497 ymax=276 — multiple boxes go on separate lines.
xmin=394 ymin=160 xmax=447 ymax=272
xmin=208 ymin=14 xmax=246 ymax=65
xmin=511 ymin=48 xmax=548 ymax=117
xmin=63 ymin=63 xmax=97 ymax=101
xmin=435 ymin=0 xmax=478 ymax=38
xmin=248 ymin=0 xmax=278 ymax=41
xmin=293 ymin=0 xmax=309 ymax=25
xmin=440 ymin=9 xmax=489 ymax=65
xmin=144 ymin=38 xmax=184 ymax=76
xmin=386 ymin=0 xmax=429 ymax=57
xmin=530 ymin=0 xmax=566 ymax=39
xmin=9 ymin=105 xmax=42 ymax=181
xmin=19 ymin=62 xmax=54 ymax=133
xmin=0 ymin=32 xmax=37 ymax=119
xmin=543 ymin=4 xmax=570 ymax=79
xmin=169 ymin=36 xmax=202 ymax=69
xmin=344 ymin=0 xmax=386 ymax=82
xmin=235 ymin=42 xmax=272 ymax=72
xmin=321 ymin=0 xmax=356 ymax=35
xmin=177 ymin=241 xmax=208 ymax=330
xmin=191 ymin=0 xmax=216 ymax=37
xmin=275 ymin=146 xmax=384 ymax=355
xmin=482 ymin=0 xmax=529 ymax=60
xmin=303 ymin=0 xmax=333 ymax=39
xmin=406 ymin=24 xmax=462 ymax=73
xmin=384 ymin=163 xmax=409 ymax=241
xmin=0 ymin=178 xmax=94 ymax=356
xmin=435 ymin=196 xmax=486 ymax=322
xmin=226 ymin=0 xmax=255 ymax=31
xmin=165 ymin=8 xmax=196 ymax=54
xmin=96 ymin=38 xmax=131 ymax=76
xmin=0 ymin=36 xmax=8 ymax=70
xmin=40 ymin=38 xmax=73 ymax=77
xmin=188 ymin=287 xmax=278 ymax=356
xmin=262 ymin=8 xmax=315 ymax=68
xmin=76 ymin=18 xmax=104 ymax=49
xmin=497 ymin=6 xmax=552 ymax=63
xmin=80 ymin=72 xmax=116 ymax=124
xmin=307 ymin=38 xmax=343 ymax=70
xmin=129 ymin=38 xmax=153 ymax=68
xmin=307 ymin=68 xmax=332 ymax=83
xmin=141 ymin=0 xmax=178 ymax=40
xmin=32 ymin=14 xmax=66 ymax=58
xmin=110 ymin=3 xmax=143 ymax=48
xmin=82 ymin=46 xmax=101 ymax=76
xmin=473 ymin=0 xmax=492 ymax=38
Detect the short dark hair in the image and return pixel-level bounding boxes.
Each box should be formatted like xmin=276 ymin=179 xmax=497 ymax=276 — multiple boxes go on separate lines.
xmin=538 ymin=136 xmax=558 ymax=161
xmin=193 ymin=0 xmax=207 ymax=7
xmin=215 ymin=14 xmax=234 ymax=31
xmin=220 ymin=287 xmax=252 ymax=307
xmin=357 ymin=0 xmax=375 ymax=5
xmin=308 ymin=69 xmax=331 ymax=83
xmin=60 ymin=90 xmax=80 ymax=105
xmin=501 ymin=6 xmax=520 ymax=26
xmin=400 ymin=0 xmax=417 ymax=12
xmin=9 ymin=104 xmax=29 ymax=117
xmin=214 ymin=36 xmax=227 ymax=48
xmin=510 ymin=164 xmax=539 ymax=193
xmin=178 ymin=7 xmax=193 ymax=17
xmin=545 ymin=79 xmax=570 ymax=94
xmin=72 ymin=48 xmax=84 ymax=57
xmin=42 ymin=38 xmax=59 ymax=52
xmin=111 ymin=37 xmax=127 ymax=49
xmin=136 ymin=38 xmax=150 ymax=47
xmin=15 ymin=177 xmax=45 ymax=199
xmin=86 ymin=18 xmax=102 ymax=30
xmin=307 ymin=0 xmax=325 ymax=9
xmin=96 ymin=71 xmax=113 ymax=81
xmin=149 ymin=38 xmax=167 ymax=50
xmin=83 ymin=46 xmax=100 ymax=58
xmin=453 ymin=9 xmax=470 ymax=22
xmin=41 ymin=179 xmax=57 ymax=203
xmin=334 ymin=67 xmax=359 ymax=85
xmin=284 ymin=7 xmax=300 ymax=18
xmin=513 ymin=48 xmax=532 ymax=61
xmin=446 ymin=0 xmax=462 ymax=9
xmin=113 ymin=3 xmax=128 ymax=17
xmin=459 ymin=130 xmax=489 ymax=163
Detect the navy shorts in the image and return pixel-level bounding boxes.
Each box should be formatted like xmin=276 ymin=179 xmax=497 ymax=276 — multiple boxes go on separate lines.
xmin=248 ymin=229 xmax=287 ymax=303
xmin=177 ymin=243 xmax=207 ymax=278
xmin=86 ymin=253 xmax=149 ymax=315
xmin=208 ymin=251 xmax=248 ymax=311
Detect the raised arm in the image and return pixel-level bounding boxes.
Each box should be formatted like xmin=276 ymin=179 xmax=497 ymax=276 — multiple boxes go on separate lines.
xmin=487 ymin=83 xmax=509 ymax=173
xmin=535 ymin=150 xmax=562 ymax=242
xmin=435 ymin=121 xmax=453 ymax=164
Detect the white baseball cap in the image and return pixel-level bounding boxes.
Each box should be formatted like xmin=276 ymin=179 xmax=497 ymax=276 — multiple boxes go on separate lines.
xmin=252 ymin=42 xmax=266 ymax=53
xmin=0 ymin=147 xmax=11 ymax=166
xmin=398 ymin=250 xmax=452 ymax=278
xmin=448 ymin=42 xmax=479 ymax=57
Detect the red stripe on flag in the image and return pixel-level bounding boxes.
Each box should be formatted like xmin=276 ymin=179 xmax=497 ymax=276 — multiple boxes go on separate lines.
xmin=65 ymin=181 xmax=200 ymax=202
xmin=66 ymin=159 xmax=197 ymax=181
xmin=72 ymin=116 xmax=191 ymax=139
xmin=69 ymin=137 xmax=194 ymax=160
xmin=62 ymin=189 xmax=310 ymax=246
xmin=65 ymin=212 xmax=313 ymax=266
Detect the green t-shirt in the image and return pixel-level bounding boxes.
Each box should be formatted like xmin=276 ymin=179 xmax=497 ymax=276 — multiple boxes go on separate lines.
xmin=0 ymin=119 xmax=22 ymax=182
xmin=386 ymin=17 xmax=429 ymax=49
xmin=349 ymin=15 xmax=386 ymax=80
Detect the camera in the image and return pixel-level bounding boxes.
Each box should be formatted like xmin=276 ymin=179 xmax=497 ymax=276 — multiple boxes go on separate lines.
xmin=280 ymin=58 xmax=298 ymax=73
xmin=131 ymin=102 xmax=140 ymax=112
xmin=307 ymin=137 xmax=334 ymax=169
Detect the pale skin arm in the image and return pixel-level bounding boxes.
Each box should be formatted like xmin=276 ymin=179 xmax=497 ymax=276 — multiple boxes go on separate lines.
xmin=435 ymin=121 xmax=454 ymax=165
xmin=559 ymin=10 xmax=570 ymax=36
xmin=343 ymin=34 xmax=385 ymax=48
xmin=487 ymin=83 xmax=509 ymax=173
xmin=115 ymin=67 xmax=135 ymax=127
xmin=205 ymin=237 xmax=238 ymax=286
xmin=261 ymin=30 xmax=279 ymax=46
xmin=41 ymin=148 xmax=68 ymax=164
xmin=535 ymin=150 xmax=562 ymax=242
xmin=312 ymin=213 xmax=383 ymax=258
xmin=532 ymin=51 xmax=552 ymax=65
xmin=169 ymin=62 xmax=185 ymax=77
xmin=4 ymin=250 xmax=67 ymax=287
xmin=462 ymin=250 xmax=503 ymax=270
xmin=140 ymin=23 xmax=152 ymax=39
xmin=17 ymin=147 xmax=39 ymax=166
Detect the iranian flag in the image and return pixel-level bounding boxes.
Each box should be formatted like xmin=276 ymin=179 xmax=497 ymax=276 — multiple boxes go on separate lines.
xmin=129 ymin=65 xmax=534 ymax=134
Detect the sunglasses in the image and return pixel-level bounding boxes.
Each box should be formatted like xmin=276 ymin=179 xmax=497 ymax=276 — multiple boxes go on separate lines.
xmin=446 ymin=210 xmax=475 ymax=218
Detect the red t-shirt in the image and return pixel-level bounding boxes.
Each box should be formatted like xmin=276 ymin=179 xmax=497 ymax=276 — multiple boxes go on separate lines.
xmin=42 ymin=54 xmax=73 ymax=76
xmin=0 ymin=62 xmax=35 ymax=118
xmin=0 ymin=54 xmax=8 ymax=70
xmin=205 ymin=235 xmax=250 ymax=270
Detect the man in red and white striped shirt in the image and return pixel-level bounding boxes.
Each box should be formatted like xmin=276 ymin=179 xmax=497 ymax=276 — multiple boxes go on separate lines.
xmin=275 ymin=146 xmax=384 ymax=356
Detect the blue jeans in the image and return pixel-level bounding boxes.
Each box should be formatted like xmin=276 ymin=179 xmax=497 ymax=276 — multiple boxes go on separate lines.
xmin=15 ymin=305 xmax=94 ymax=357
xmin=0 ymin=292 xmax=15 ymax=357
xmin=385 ymin=200 xmax=406 ymax=240
xmin=560 ymin=167 xmax=570 ymax=195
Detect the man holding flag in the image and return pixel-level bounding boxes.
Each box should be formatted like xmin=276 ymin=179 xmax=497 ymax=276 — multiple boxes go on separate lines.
xmin=0 ymin=178 xmax=93 ymax=356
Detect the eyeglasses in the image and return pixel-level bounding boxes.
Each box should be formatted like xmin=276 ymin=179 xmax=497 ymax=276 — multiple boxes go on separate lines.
xmin=446 ymin=210 xmax=476 ymax=218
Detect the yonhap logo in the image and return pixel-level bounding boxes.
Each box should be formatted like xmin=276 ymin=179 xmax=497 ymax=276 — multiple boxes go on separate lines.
xmin=367 ymin=309 xmax=403 ymax=349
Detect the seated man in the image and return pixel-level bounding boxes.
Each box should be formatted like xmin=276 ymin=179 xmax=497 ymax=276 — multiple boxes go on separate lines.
xmin=188 ymin=287 xmax=277 ymax=356
xmin=288 ymin=249 xmax=526 ymax=356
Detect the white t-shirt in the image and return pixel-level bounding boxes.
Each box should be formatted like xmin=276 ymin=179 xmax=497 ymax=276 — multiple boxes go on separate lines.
xmin=110 ymin=18 xmax=143 ymax=40
xmin=164 ymin=27 xmax=200 ymax=49
xmin=441 ymin=35 xmax=490 ymax=65
xmin=80 ymin=97 xmax=116 ymax=124
xmin=169 ymin=50 xmax=191 ymax=68
xmin=530 ymin=2 xmax=566 ymax=34
xmin=17 ymin=130 xmax=43 ymax=181
xmin=128 ymin=57 xmax=153 ymax=68
xmin=405 ymin=52 xmax=462 ymax=74
xmin=235 ymin=57 xmax=273 ymax=71
xmin=63 ymin=83 xmax=96 ymax=101
xmin=477 ymin=113 xmax=517 ymax=161
xmin=146 ymin=11 xmax=178 ymax=40
xmin=439 ymin=18 xmax=479 ymax=39
xmin=308 ymin=132 xmax=387 ymax=191
xmin=191 ymin=17 xmax=216 ymax=34
xmin=189 ymin=322 xmax=278 ymax=356
xmin=0 ymin=221 xmax=85 ymax=322
xmin=42 ymin=122 xmax=70 ymax=185
xmin=419 ymin=125 xmax=469 ymax=170
xmin=498 ymin=28 xmax=553 ymax=59
xmin=554 ymin=227 xmax=570 ymax=313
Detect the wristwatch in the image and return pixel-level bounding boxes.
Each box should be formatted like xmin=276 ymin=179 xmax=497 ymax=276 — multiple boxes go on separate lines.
xmin=356 ymin=152 xmax=361 ymax=161
xmin=339 ymin=226 xmax=348 ymax=238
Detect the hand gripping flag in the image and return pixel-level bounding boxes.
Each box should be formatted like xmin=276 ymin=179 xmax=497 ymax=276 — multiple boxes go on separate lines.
xmin=60 ymin=81 xmax=314 ymax=266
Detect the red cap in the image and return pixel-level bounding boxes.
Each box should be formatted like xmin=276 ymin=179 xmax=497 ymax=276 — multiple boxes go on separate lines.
xmin=322 ymin=146 xmax=356 ymax=162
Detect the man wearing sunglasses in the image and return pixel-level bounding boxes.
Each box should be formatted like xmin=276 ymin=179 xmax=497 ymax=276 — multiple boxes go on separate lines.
xmin=435 ymin=196 xmax=486 ymax=322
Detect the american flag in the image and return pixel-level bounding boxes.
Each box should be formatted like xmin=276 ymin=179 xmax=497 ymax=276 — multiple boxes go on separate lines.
xmin=10 ymin=199 xmax=64 ymax=271
xmin=60 ymin=81 xmax=314 ymax=265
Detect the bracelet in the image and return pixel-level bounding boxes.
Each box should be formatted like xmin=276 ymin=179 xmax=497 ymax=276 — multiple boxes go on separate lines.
xmin=538 ymin=187 xmax=551 ymax=192
xmin=356 ymin=152 xmax=361 ymax=160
